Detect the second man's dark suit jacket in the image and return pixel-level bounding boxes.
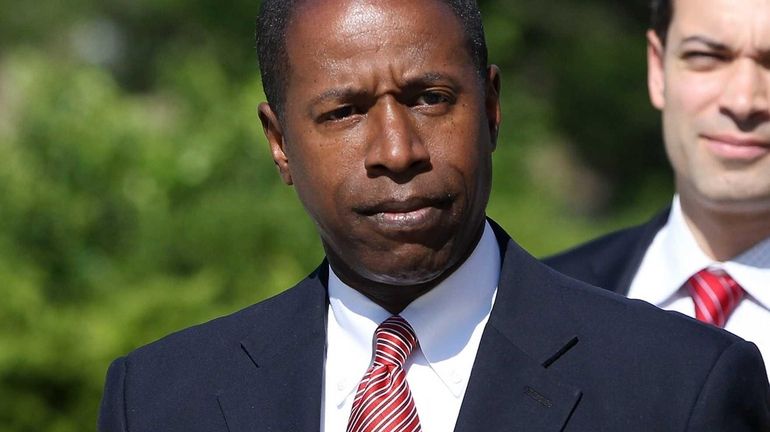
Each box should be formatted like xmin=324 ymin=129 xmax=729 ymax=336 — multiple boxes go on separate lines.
xmin=544 ymin=210 xmax=670 ymax=296
xmin=99 ymin=221 xmax=770 ymax=431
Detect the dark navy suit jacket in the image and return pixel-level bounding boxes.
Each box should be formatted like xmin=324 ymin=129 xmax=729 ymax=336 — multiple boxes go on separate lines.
xmin=99 ymin=222 xmax=770 ymax=431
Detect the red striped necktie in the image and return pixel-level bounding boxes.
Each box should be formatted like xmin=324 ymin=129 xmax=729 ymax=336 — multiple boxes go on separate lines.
xmin=686 ymin=268 xmax=744 ymax=328
xmin=347 ymin=316 xmax=422 ymax=432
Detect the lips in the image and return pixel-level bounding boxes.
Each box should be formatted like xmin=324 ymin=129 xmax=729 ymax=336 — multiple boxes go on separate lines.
xmin=703 ymin=134 xmax=770 ymax=160
xmin=356 ymin=195 xmax=450 ymax=215
xmin=354 ymin=195 xmax=453 ymax=234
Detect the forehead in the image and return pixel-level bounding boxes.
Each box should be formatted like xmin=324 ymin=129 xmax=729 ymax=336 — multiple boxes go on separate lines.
xmin=284 ymin=0 xmax=471 ymax=75
xmin=670 ymin=0 xmax=770 ymax=46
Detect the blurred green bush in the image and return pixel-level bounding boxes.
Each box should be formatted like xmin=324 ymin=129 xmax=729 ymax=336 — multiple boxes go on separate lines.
xmin=0 ymin=0 xmax=671 ymax=430
xmin=0 ymin=48 xmax=320 ymax=430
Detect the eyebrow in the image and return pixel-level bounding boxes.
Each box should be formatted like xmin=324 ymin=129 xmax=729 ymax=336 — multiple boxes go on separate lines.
xmin=310 ymin=87 xmax=361 ymax=106
xmin=309 ymin=72 xmax=460 ymax=106
xmin=679 ymin=35 xmax=731 ymax=52
xmin=414 ymin=72 xmax=452 ymax=84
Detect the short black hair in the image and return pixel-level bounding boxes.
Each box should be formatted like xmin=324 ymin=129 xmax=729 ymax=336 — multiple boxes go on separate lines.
xmin=650 ymin=0 xmax=672 ymax=45
xmin=256 ymin=0 xmax=488 ymax=116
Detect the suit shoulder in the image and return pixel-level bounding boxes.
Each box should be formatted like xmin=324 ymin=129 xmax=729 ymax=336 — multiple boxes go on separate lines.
xmin=97 ymin=268 xmax=328 ymax=430
xmin=551 ymin=268 xmax=744 ymax=351
xmin=559 ymin=281 xmax=770 ymax=429
xmin=122 ymin=266 xmax=326 ymax=366
xmin=500 ymin=242 xmax=743 ymax=359
xmin=492 ymin=243 xmax=769 ymax=429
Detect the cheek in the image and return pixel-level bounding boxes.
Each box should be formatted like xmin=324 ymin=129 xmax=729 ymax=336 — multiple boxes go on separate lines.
xmin=663 ymin=71 xmax=725 ymax=166
xmin=666 ymin=70 xmax=723 ymax=116
xmin=284 ymin=146 xmax=343 ymax=222
xmin=436 ymin=121 xmax=493 ymax=202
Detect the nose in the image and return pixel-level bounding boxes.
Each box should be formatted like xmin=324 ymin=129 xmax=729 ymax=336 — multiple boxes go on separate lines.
xmin=364 ymin=97 xmax=430 ymax=180
xmin=719 ymin=59 xmax=770 ymax=128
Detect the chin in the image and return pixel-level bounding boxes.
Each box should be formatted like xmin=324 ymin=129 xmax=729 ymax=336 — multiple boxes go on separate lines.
xmin=365 ymin=266 xmax=446 ymax=287
xmin=718 ymin=197 xmax=770 ymax=214
xmin=694 ymin=187 xmax=770 ymax=214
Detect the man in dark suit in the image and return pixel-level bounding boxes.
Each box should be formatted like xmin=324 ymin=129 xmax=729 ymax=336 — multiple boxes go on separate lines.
xmin=99 ymin=0 xmax=770 ymax=430
xmin=546 ymin=0 xmax=770 ymax=373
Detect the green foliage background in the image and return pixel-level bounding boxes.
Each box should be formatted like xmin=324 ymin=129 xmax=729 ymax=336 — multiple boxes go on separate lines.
xmin=0 ymin=0 xmax=672 ymax=429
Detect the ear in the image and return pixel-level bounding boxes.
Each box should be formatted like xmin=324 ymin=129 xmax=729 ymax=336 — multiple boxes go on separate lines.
xmin=647 ymin=29 xmax=666 ymax=110
xmin=258 ymin=102 xmax=293 ymax=185
xmin=485 ymin=65 xmax=502 ymax=151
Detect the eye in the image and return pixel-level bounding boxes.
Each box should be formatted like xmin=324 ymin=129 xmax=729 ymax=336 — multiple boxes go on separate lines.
xmin=322 ymin=105 xmax=360 ymax=122
xmin=682 ymin=51 xmax=725 ymax=60
xmin=414 ymin=91 xmax=453 ymax=106
xmin=681 ymin=51 xmax=730 ymax=70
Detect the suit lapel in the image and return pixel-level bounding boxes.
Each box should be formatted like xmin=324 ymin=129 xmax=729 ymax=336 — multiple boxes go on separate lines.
xmin=217 ymin=266 xmax=329 ymax=432
xmin=454 ymin=327 xmax=582 ymax=432
xmin=604 ymin=209 xmax=670 ymax=295
xmin=454 ymin=223 xmax=582 ymax=431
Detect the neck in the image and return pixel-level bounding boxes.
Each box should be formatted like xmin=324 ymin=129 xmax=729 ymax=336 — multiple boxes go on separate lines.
xmin=679 ymin=195 xmax=770 ymax=261
xmin=329 ymin=259 xmax=456 ymax=315
xmin=328 ymin=222 xmax=486 ymax=315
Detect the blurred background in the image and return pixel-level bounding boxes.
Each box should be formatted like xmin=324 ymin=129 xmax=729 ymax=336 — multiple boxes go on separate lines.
xmin=0 ymin=0 xmax=672 ymax=429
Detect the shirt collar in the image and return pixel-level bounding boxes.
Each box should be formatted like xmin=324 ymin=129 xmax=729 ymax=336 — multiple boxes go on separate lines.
xmin=326 ymin=220 xmax=500 ymax=404
xmin=725 ymin=237 xmax=770 ymax=310
xmin=641 ymin=195 xmax=770 ymax=310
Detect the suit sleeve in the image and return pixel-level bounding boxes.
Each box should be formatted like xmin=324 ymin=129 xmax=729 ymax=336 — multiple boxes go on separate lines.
xmin=686 ymin=340 xmax=770 ymax=431
xmin=98 ymin=357 xmax=129 ymax=432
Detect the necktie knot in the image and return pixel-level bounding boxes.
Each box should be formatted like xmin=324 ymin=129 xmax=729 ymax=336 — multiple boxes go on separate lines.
xmin=372 ymin=316 xmax=418 ymax=369
xmin=687 ymin=268 xmax=744 ymax=328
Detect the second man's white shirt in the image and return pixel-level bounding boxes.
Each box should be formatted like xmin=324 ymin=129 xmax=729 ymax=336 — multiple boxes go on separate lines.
xmin=629 ymin=196 xmax=770 ymax=376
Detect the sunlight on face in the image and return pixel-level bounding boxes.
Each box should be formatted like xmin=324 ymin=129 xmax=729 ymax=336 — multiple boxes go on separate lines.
xmin=262 ymin=0 xmax=499 ymax=293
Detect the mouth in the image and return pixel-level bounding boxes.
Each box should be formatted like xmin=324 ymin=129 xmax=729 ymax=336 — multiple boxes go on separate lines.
xmin=355 ymin=195 xmax=453 ymax=232
xmin=703 ymin=134 xmax=770 ymax=160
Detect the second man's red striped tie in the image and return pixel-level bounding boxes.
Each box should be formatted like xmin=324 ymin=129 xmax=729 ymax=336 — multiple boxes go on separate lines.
xmin=687 ymin=268 xmax=744 ymax=328
xmin=347 ymin=316 xmax=422 ymax=432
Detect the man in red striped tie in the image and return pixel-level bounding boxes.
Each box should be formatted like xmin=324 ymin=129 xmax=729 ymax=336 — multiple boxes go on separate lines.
xmin=99 ymin=1 xmax=770 ymax=430
xmin=546 ymin=0 xmax=770 ymax=378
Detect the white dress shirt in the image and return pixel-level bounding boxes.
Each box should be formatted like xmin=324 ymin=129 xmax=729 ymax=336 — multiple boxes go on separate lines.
xmin=628 ymin=196 xmax=770 ymax=375
xmin=321 ymin=221 xmax=500 ymax=432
